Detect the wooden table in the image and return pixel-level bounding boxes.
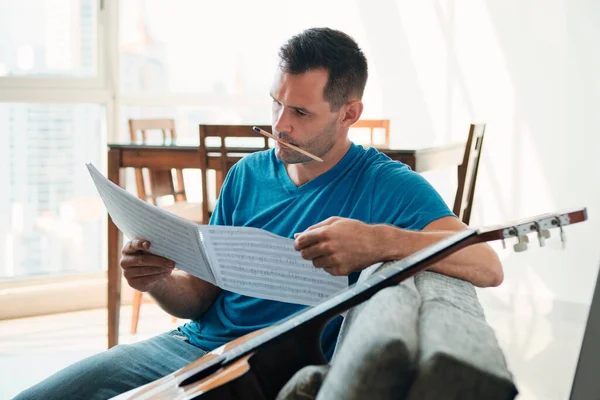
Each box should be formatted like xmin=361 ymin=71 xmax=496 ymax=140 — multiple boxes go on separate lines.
xmin=105 ymin=142 xmax=465 ymax=348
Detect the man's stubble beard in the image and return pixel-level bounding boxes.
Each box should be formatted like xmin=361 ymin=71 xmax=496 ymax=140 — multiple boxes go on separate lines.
xmin=276 ymin=118 xmax=338 ymax=164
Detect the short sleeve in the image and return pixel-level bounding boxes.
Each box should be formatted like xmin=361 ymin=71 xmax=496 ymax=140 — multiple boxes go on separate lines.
xmin=371 ymin=163 xmax=455 ymax=230
xmin=209 ymin=162 xmax=239 ymax=226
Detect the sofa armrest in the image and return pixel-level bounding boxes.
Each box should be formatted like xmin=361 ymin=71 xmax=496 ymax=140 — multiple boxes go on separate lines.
xmin=406 ymin=271 xmax=518 ymax=400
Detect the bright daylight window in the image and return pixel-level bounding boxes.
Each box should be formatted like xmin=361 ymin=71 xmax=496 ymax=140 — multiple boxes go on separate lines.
xmin=0 ymin=0 xmax=382 ymax=281
xmin=0 ymin=0 xmax=97 ymax=78
xmin=0 ymin=0 xmax=106 ymax=280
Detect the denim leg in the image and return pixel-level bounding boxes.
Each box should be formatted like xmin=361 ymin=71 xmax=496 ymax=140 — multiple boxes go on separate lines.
xmin=14 ymin=330 xmax=207 ymax=400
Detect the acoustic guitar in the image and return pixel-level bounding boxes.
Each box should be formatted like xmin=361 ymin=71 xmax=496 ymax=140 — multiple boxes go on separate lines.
xmin=114 ymin=208 xmax=588 ymax=400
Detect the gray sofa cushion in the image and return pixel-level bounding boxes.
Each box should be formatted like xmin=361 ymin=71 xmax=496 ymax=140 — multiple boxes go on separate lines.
xmin=276 ymin=264 xmax=518 ymax=400
xmin=406 ymin=271 xmax=518 ymax=400
xmin=277 ymin=261 xmax=419 ymax=400
xmin=316 ymin=262 xmax=420 ymax=400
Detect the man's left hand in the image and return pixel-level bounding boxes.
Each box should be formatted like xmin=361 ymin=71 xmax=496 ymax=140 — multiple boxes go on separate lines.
xmin=294 ymin=217 xmax=383 ymax=276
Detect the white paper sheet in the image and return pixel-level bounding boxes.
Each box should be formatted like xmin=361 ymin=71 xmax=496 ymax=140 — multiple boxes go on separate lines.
xmin=86 ymin=164 xmax=216 ymax=284
xmin=87 ymin=163 xmax=347 ymax=306
xmin=199 ymin=225 xmax=347 ymax=306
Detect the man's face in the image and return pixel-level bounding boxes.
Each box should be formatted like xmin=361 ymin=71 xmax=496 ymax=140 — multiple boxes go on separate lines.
xmin=270 ymin=67 xmax=341 ymax=164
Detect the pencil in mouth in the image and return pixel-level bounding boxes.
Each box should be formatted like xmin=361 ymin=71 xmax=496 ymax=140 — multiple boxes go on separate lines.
xmin=252 ymin=126 xmax=323 ymax=162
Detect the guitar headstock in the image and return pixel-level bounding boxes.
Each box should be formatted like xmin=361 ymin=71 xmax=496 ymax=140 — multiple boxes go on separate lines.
xmin=477 ymin=207 xmax=588 ymax=252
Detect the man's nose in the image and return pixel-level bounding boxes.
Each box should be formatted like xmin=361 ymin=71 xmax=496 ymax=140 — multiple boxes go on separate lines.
xmin=273 ymin=108 xmax=292 ymax=136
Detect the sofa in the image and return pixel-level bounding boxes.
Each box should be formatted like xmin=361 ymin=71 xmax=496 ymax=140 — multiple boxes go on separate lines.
xmin=276 ymin=261 xmax=518 ymax=400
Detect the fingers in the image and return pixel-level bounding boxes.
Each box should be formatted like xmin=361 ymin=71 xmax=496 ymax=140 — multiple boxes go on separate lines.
xmin=123 ymin=265 xmax=173 ymax=280
xmin=312 ymin=258 xmax=344 ymax=276
xmin=299 ymin=241 xmax=334 ymax=260
xmin=121 ymin=252 xmax=175 ymax=270
xmin=125 ymin=271 xmax=173 ymax=292
xmin=323 ymin=266 xmax=342 ymax=276
xmin=311 ymin=255 xmax=331 ymax=269
xmin=294 ymin=227 xmax=329 ymax=250
xmin=307 ymin=216 xmax=339 ymax=231
xmin=294 ymin=217 xmax=340 ymax=239
xmin=122 ymin=239 xmax=150 ymax=255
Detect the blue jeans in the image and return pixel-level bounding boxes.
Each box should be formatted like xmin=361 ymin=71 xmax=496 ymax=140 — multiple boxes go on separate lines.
xmin=14 ymin=330 xmax=208 ymax=400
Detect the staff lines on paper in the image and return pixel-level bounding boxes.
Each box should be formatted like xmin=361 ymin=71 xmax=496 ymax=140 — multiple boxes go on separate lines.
xmin=220 ymin=278 xmax=328 ymax=303
xmin=220 ymin=278 xmax=328 ymax=297
xmin=212 ymin=243 xmax=291 ymax=252
xmin=216 ymin=252 xmax=308 ymax=267
xmin=214 ymin=248 xmax=305 ymax=261
xmin=219 ymin=260 xmax=345 ymax=286
xmin=219 ymin=263 xmax=340 ymax=286
xmin=217 ymin=253 xmax=314 ymax=273
xmin=219 ymin=270 xmax=343 ymax=294
xmin=207 ymin=226 xmax=282 ymax=236
xmin=206 ymin=232 xmax=283 ymax=240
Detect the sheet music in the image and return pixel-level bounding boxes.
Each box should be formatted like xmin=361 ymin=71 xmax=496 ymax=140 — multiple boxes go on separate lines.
xmin=199 ymin=225 xmax=347 ymax=306
xmin=86 ymin=164 xmax=216 ymax=285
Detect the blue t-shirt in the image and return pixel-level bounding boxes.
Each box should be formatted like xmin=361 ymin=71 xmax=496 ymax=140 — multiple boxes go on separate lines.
xmin=179 ymin=143 xmax=453 ymax=359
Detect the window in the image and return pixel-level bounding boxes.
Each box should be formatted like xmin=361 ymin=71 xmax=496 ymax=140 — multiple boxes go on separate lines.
xmin=0 ymin=0 xmax=108 ymax=281
xmin=0 ymin=0 xmax=383 ymax=285
xmin=0 ymin=0 xmax=99 ymax=79
xmin=0 ymin=103 xmax=106 ymax=278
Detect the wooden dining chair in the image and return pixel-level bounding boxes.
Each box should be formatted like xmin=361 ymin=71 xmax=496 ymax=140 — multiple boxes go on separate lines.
xmin=199 ymin=124 xmax=271 ymax=223
xmin=452 ymin=123 xmax=486 ymax=225
xmin=128 ymin=118 xmax=200 ymax=334
xmin=349 ymin=119 xmax=391 ymax=148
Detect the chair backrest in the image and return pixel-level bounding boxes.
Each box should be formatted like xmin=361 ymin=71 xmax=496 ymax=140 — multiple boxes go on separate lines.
xmin=198 ymin=124 xmax=271 ymax=222
xmin=128 ymin=118 xmax=186 ymax=205
xmin=350 ymin=119 xmax=391 ymax=147
xmin=452 ymin=123 xmax=486 ymax=225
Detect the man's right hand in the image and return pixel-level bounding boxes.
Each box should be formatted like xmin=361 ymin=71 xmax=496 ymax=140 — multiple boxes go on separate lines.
xmin=120 ymin=239 xmax=175 ymax=292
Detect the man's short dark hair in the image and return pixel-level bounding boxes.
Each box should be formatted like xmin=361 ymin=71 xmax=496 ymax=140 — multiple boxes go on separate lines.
xmin=278 ymin=27 xmax=368 ymax=110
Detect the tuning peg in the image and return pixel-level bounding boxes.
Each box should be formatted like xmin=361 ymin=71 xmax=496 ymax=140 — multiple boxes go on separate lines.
xmin=559 ymin=226 xmax=566 ymax=249
xmin=553 ymin=217 xmax=567 ymax=249
xmin=537 ymin=229 xmax=551 ymax=247
xmin=513 ymin=235 xmax=529 ymax=252
xmin=542 ymin=230 xmax=551 ymax=239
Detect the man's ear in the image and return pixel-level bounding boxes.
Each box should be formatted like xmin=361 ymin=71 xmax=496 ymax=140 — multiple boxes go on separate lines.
xmin=339 ymin=100 xmax=364 ymax=129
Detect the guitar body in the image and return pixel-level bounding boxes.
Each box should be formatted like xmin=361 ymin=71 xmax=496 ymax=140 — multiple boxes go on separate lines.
xmin=115 ymin=208 xmax=587 ymax=400
xmin=116 ymin=323 xmax=326 ymax=400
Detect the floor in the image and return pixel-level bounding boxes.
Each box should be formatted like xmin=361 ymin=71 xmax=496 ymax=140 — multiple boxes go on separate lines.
xmin=0 ymin=299 xmax=589 ymax=399
xmin=479 ymin=294 xmax=588 ymax=400
xmin=0 ymin=304 xmax=176 ymax=399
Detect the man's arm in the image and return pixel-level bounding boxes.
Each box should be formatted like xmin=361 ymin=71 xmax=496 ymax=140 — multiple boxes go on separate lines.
xmin=146 ymin=270 xmax=221 ymax=320
xmin=121 ymin=239 xmax=221 ymax=320
xmin=294 ymin=216 xmax=503 ymax=288
xmin=376 ymin=216 xmax=503 ymax=287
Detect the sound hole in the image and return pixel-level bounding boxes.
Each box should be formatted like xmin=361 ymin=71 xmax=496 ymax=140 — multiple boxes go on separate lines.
xmin=179 ymin=359 xmax=226 ymax=387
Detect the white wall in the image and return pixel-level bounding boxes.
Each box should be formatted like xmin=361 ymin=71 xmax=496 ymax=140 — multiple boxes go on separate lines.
xmin=357 ymin=0 xmax=599 ymax=307
xmin=118 ymin=0 xmax=600 ymax=308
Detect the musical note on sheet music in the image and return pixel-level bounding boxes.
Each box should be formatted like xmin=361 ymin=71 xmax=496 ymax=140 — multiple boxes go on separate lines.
xmin=199 ymin=225 xmax=347 ymax=306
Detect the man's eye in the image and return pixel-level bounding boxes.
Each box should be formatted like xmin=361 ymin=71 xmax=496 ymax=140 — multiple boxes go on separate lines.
xmin=295 ymin=109 xmax=308 ymax=117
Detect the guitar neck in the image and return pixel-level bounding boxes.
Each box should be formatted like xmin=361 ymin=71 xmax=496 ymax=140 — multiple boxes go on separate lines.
xmin=229 ymin=208 xmax=588 ymax=359
xmin=310 ymin=228 xmax=479 ymax=319
xmin=180 ymin=207 xmax=588 ymax=386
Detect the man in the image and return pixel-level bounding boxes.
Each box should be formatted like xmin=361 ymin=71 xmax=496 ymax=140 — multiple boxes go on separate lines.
xmin=17 ymin=27 xmax=502 ymax=399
